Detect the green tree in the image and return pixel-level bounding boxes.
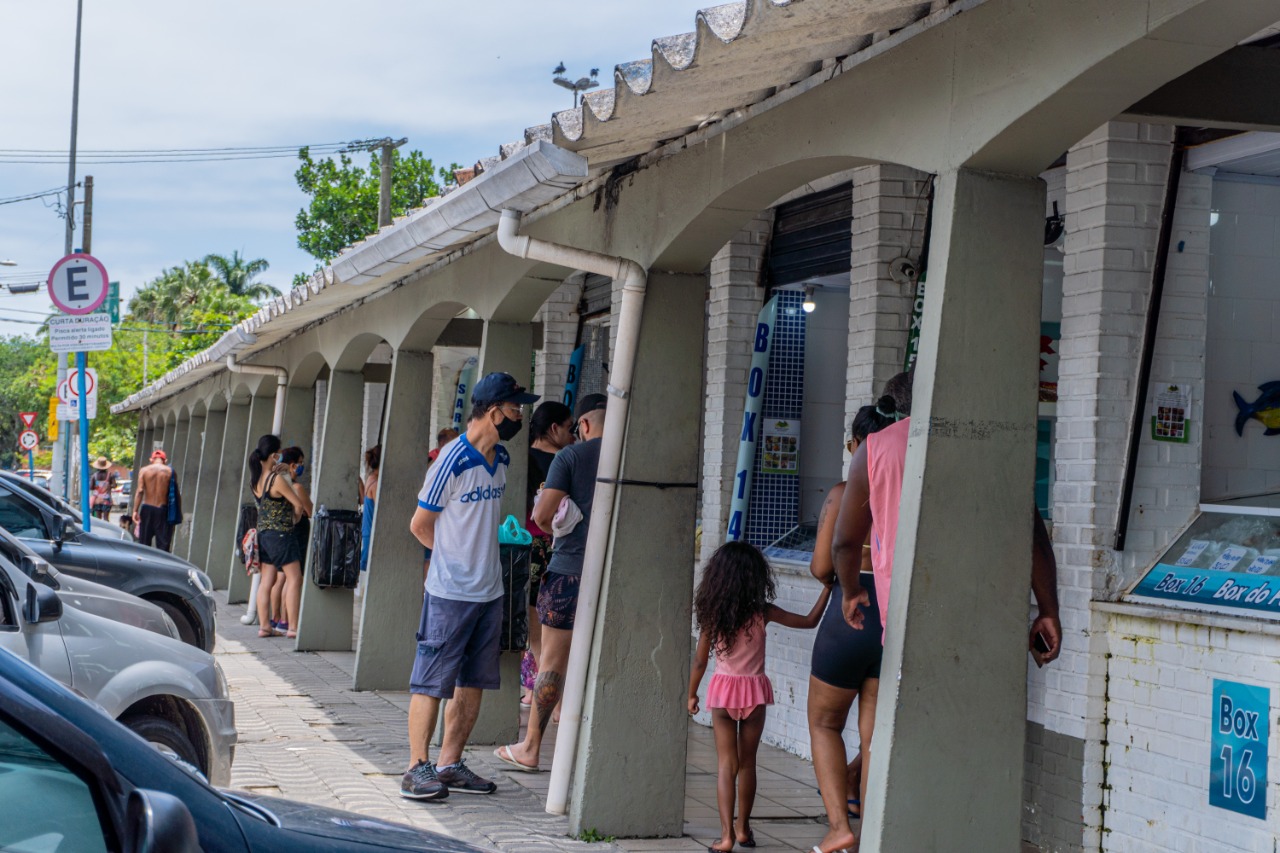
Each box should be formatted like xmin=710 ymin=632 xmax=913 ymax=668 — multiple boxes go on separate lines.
xmin=294 ymin=146 xmax=456 ymax=263
xmin=0 ymin=336 xmax=56 ymax=469
xmin=203 ymin=251 xmax=280 ymax=300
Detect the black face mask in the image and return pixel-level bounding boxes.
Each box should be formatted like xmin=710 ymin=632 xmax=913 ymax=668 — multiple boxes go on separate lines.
xmin=495 ymin=415 xmax=523 ymax=441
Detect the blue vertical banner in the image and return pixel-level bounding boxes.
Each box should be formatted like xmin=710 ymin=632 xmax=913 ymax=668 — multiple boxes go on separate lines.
xmin=452 ymin=357 xmax=478 ymax=429
xmin=726 ymin=296 xmax=777 ymax=543
xmin=1210 ymin=679 xmax=1268 ymax=819
xmin=562 ymin=345 xmax=584 ymax=413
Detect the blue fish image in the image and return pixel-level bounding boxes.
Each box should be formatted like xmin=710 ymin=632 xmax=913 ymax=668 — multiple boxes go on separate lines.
xmin=1233 ymin=382 xmax=1280 ymax=436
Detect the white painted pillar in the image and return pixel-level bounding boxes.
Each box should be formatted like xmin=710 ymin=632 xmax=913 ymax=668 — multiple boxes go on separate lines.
xmin=205 ymin=398 xmax=250 ymax=591
xmin=698 ymin=214 xmax=771 ymax=565
xmin=295 ymin=370 xmax=360 ymax=651
xmin=185 ymin=407 xmax=226 ymax=567
xmin=535 ymin=275 xmax=583 ymax=401
xmin=570 ymin=272 xmax=705 ymax=837
xmin=354 ymin=349 xmax=434 ymax=690
xmin=227 ymin=396 xmax=275 ymax=604
xmin=862 ymin=168 xmax=1045 ymax=853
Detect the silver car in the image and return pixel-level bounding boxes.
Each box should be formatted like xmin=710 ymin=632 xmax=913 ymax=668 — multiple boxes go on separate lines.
xmin=0 ymin=549 xmax=236 ymax=786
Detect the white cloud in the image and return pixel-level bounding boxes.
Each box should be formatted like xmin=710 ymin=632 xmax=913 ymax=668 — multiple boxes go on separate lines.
xmin=0 ymin=0 xmax=706 ymax=336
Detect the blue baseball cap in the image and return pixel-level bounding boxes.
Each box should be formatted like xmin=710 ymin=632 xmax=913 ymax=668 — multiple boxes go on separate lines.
xmin=471 ymin=372 xmax=540 ymax=408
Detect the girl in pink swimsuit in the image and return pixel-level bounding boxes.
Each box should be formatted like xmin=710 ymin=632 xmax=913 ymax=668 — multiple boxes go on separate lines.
xmin=688 ymin=541 xmax=832 ymax=853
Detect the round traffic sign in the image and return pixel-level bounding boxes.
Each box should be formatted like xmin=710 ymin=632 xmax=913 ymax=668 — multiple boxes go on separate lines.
xmin=65 ymin=367 xmax=96 ymax=397
xmin=48 ymin=253 xmax=109 ymax=315
xmin=18 ymin=430 xmax=38 ymax=451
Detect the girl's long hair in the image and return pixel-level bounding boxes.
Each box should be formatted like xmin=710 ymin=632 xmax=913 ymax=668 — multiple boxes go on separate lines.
xmin=248 ymin=434 xmax=282 ymax=485
xmin=529 ymin=401 xmax=572 ymax=443
xmin=694 ymin=541 xmax=776 ymax=654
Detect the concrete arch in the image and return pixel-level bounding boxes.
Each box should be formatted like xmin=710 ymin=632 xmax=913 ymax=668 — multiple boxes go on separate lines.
xmin=328 ymin=332 xmax=387 ymax=373
xmin=291 ymin=351 xmax=329 ymax=388
xmin=190 ymin=399 xmax=208 ymax=418
xmin=206 ymin=390 xmax=229 ymax=413
xmin=400 ymin=300 xmax=476 ymax=352
xmin=228 ymin=380 xmax=254 ymax=405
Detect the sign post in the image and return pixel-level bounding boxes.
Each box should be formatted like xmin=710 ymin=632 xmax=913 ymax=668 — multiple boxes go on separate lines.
xmin=48 ymin=252 xmax=108 ymax=533
xmin=18 ymin=413 xmax=37 ymax=481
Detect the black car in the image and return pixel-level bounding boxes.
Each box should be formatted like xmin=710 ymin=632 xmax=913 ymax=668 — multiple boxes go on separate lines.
xmin=0 ymin=648 xmax=492 ymax=852
xmin=0 ymin=477 xmax=216 ymax=651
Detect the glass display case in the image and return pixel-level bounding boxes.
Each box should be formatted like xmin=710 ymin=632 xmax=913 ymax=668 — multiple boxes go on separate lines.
xmin=1127 ymin=499 xmax=1280 ymax=620
xmin=761 ymin=522 xmax=819 ymax=565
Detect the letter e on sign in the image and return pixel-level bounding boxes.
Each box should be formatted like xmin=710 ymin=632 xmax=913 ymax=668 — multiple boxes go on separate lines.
xmin=47 ymin=253 xmax=109 ymax=315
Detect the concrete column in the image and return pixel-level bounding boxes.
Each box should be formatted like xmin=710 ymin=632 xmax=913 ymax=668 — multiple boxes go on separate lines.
xmin=172 ymin=414 xmax=203 ymax=556
xmin=184 ymin=408 xmax=226 ymax=568
xmin=280 ymin=385 xmax=316 ymax=575
xmin=569 ymin=272 xmax=705 ymax=837
xmin=462 ymin=320 xmax=534 ymax=744
xmin=354 ymin=349 xmax=433 ymax=690
xmin=534 ymin=275 xmax=583 ymax=400
xmin=205 ymin=399 xmax=250 ymax=591
xmin=227 ymin=396 xmax=275 ymax=604
xmin=846 ymin=164 xmax=932 ymax=417
xmin=159 ymin=419 xmax=174 ymax=460
xmin=699 ymin=213 xmax=771 ymax=564
xmin=130 ymin=422 xmax=149 ymax=487
xmin=295 ymin=370 xmax=360 ymax=651
xmin=861 ymin=169 xmax=1044 ymax=853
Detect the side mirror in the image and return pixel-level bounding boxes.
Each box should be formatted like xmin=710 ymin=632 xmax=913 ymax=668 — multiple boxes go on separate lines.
xmin=53 ymin=515 xmax=77 ymax=550
xmin=125 ymin=789 xmax=200 ymax=853
xmin=20 ymin=555 xmax=51 ymax=582
xmin=24 ymin=582 xmax=62 ymax=624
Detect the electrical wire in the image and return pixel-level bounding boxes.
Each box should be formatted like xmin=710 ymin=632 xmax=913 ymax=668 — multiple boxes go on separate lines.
xmin=0 ymin=185 xmax=70 ymax=206
xmin=0 ymin=140 xmax=378 ymax=165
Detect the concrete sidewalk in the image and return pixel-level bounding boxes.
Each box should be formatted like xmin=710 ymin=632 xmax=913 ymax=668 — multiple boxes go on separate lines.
xmin=215 ymin=590 xmax=833 ymax=852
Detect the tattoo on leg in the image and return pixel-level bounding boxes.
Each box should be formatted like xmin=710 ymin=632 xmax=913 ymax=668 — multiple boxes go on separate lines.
xmin=533 ymin=671 xmax=564 ymax=735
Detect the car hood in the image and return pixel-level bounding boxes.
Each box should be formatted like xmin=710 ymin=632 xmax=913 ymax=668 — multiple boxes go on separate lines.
xmin=93 ymin=534 xmax=200 ymax=573
xmin=48 ymin=569 xmax=178 ymax=640
xmin=81 ymin=519 xmax=129 ymax=541
xmin=228 ymin=791 xmax=493 ymax=852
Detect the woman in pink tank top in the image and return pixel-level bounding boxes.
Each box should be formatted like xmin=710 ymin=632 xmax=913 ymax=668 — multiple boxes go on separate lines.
xmin=688 ymin=542 xmax=832 ymax=852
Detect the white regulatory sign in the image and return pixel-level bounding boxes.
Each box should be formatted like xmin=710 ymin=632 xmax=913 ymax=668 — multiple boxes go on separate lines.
xmin=48 ymin=313 xmax=113 ymax=353
xmin=56 ymin=368 xmax=98 ymax=420
xmin=48 ymin=253 xmax=109 ymax=316
xmin=18 ymin=430 xmax=38 ymax=451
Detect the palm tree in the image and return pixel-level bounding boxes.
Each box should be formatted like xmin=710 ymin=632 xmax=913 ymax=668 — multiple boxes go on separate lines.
xmin=128 ymin=262 xmax=228 ymax=328
xmin=203 ymin=251 xmax=280 ymax=300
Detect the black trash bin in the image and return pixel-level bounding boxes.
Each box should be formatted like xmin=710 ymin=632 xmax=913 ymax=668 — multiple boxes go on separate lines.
xmin=498 ymin=543 xmax=531 ymax=652
xmin=309 ymin=505 xmax=362 ymax=589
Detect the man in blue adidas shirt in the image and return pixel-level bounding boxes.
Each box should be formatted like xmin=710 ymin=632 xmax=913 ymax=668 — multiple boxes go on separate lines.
xmin=401 ymin=371 xmax=538 ymax=801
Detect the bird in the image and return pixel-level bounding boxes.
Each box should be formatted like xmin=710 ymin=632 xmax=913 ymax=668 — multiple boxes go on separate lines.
xmin=553 ymin=61 xmax=567 ymax=75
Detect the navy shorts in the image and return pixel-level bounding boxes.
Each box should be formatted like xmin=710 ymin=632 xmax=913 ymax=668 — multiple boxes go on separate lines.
xmin=258 ymin=529 xmax=303 ymax=568
xmin=536 ymin=571 xmax=581 ymax=630
xmin=810 ymin=573 xmax=883 ymax=690
xmin=410 ymin=591 xmax=503 ymax=698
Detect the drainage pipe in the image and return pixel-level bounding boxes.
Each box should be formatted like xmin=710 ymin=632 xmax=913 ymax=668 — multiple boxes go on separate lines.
xmin=496 ymin=208 xmax=646 ymax=816
xmin=226 ymin=357 xmax=288 ymax=624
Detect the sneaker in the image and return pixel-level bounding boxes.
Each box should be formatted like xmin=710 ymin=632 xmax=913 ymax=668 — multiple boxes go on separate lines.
xmin=400 ymin=760 xmax=448 ymax=800
xmin=435 ymin=759 xmax=497 ymax=794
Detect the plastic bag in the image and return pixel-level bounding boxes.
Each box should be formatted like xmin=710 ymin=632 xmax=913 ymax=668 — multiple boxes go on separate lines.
xmin=499 ymin=514 xmax=533 ymax=546
xmin=309 ymin=505 xmax=362 ymax=589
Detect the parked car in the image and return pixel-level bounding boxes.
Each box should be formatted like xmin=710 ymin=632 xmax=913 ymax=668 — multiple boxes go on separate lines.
xmin=0 ymin=648 xmax=488 ymax=853
xmin=9 ymin=468 xmax=50 ymax=491
xmin=0 ymin=526 xmax=179 ymax=641
xmin=0 ymin=553 xmax=235 ymax=786
xmin=112 ymin=478 xmax=131 ymax=509
xmin=0 ymin=470 xmax=134 ymax=543
xmin=0 ymin=476 xmax=217 ymax=651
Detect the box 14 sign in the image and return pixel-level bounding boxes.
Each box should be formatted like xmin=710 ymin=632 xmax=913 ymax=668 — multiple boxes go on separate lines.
xmin=1210 ymin=679 xmax=1268 ymax=819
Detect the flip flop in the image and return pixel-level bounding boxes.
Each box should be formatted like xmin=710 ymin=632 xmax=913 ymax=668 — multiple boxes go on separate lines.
xmin=493 ymin=744 xmax=539 ymax=773
xmin=739 ymin=829 xmax=755 ymax=848
xmin=847 ymin=796 xmax=860 ymax=820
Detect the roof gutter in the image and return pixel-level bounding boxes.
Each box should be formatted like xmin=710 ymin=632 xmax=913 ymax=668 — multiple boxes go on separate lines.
xmin=495 ymin=208 xmax=646 ymax=817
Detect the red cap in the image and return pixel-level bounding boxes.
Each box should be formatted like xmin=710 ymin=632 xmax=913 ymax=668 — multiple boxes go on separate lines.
xmin=150 ymin=450 xmax=167 ymax=462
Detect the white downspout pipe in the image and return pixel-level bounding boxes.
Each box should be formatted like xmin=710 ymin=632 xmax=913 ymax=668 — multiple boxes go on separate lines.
xmin=225 ymin=356 xmax=288 ymax=625
xmin=496 ymin=208 xmax=646 ymax=816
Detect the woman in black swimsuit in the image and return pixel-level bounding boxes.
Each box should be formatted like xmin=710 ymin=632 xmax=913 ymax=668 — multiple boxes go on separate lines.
xmin=807 ymin=399 xmax=896 ymax=853
xmin=248 ymin=435 xmax=313 ymax=639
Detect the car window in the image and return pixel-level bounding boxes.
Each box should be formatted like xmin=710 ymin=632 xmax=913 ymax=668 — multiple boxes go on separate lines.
xmin=0 ymin=493 xmax=49 ymax=540
xmin=0 ymin=717 xmax=110 ymax=852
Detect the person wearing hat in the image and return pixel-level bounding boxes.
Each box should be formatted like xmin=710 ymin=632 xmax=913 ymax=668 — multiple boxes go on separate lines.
xmin=402 ymin=371 xmax=539 ymax=801
xmin=89 ymin=456 xmax=118 ymax=521
xmin=133 ymin=448 xmax=180 ymax=552
xmin=494 ymin=391 xmax=607 ymax=775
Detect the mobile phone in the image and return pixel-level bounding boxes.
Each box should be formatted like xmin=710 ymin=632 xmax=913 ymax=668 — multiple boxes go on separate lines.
xmin=1033 ymin=631 xmax=1051 ymax=655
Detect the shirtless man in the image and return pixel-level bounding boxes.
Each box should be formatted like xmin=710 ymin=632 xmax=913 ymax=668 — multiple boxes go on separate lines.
xmin=133 ymin=449 xmax=179 ymax=552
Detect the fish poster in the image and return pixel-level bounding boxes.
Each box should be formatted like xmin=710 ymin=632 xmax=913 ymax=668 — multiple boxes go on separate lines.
xmin=1152 ymin=383 xmax=1191 ymax=443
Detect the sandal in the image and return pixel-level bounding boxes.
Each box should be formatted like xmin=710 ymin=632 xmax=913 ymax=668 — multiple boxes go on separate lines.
xmin=738 ymin=828 xmax=755 ymax=848
xmin=285 ymin=630 xmax=297 ymax=639
xmin=257 ymin=627 xmax=277 ymax=638
xmin=847 ymin=796 xmax=860 ymax=820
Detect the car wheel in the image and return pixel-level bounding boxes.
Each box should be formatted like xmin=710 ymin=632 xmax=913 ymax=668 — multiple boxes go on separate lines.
xmin=150 ymin=598 xmax=201 ymax=649
xmin=120 ymin=713 xmax=207 ymax=781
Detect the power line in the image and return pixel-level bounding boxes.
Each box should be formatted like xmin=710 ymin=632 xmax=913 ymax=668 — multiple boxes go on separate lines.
xmin=0 ymin=185 xmax=69 ymax=206
xmin=0 ymin=139 xmax=392 ymax=165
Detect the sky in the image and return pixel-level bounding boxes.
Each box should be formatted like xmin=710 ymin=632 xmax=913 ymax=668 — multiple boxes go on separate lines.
xmin=0 ymin=0 xmax=706 ymax=338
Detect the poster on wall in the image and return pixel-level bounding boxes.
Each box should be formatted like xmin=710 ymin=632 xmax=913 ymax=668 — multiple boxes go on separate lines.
xmin=1210 ymin=679 xmax=1268 ymax=820
xmin=1151 ymin=383 xmax=1191 ymax=443
xmin=761 ymin=419 xmax=800 ymax=474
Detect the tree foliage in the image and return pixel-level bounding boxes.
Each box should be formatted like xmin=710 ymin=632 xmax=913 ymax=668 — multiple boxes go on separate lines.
xmin=294 ymin=146 xmax=457 ymax=263
xmin=203 ymin=251 xmax=280 ymax=300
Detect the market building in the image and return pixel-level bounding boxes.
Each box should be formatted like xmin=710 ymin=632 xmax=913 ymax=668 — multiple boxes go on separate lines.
xmin=112 ymin=1 xmax=1280 ymax=849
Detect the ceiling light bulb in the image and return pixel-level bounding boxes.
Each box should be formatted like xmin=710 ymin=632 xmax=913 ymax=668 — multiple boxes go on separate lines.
xmin=802 ymin=286 xmax=816 ymax=313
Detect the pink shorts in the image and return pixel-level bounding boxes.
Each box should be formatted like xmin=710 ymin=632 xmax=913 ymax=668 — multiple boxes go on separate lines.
xmin=721 ymin=705 xmax=761 ymax=721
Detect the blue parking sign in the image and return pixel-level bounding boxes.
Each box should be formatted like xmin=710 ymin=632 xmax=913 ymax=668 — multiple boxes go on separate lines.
xmin=1210 ymin=680 xmax=1268 ymax=819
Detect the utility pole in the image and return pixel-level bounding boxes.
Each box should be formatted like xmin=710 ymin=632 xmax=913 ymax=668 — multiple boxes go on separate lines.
xmin=75 ymin=178 xmax=94 ymax=526
xmin=82 ymin=175 xmax=93 ymax=252
xmin=342 ymin=136 xmax=407 ymax=228
xmin=53 ymin=0 xmax=86 ymax=498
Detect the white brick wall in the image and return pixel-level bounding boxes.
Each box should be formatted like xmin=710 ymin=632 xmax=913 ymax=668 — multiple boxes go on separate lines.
xmin=535 ymin=275 xmax=583 ymax=401
xmin=698 ymin=213 xmax=772 ymax=565
xmin=1101 ymin=610 xmax=1280 ymax=851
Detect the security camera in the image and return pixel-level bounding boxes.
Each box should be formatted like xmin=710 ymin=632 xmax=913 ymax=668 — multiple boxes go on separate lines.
xmin=888 ymin=257 xmax=918 ymax=285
